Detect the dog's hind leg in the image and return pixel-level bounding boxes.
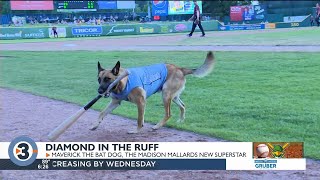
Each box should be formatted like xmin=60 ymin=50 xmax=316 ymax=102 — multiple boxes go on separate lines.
xmin=173 ymin=96 xmax=185 ymax=123
xmin=89 ymin=98 xmax=121 ymax=131
xmin=152 ymin=91 xmax=172 ymax=130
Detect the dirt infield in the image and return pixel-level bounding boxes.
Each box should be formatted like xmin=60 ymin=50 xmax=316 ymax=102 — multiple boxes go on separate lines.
xmin=0 ymin=88 xmax=319 ymax=180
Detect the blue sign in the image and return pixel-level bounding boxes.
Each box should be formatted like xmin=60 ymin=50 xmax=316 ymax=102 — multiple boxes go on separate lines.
xmin=254 ymin=159 xmax=277 ymax=169
xmin=219 ymin=24 xmax=265 ymax=31
xmin=243 ymin=5 xmax=255 ymax=21
xmin=98 ymin=0 xmax=117 ymax=9
xmin=72 ymin=26 xmax=103 ymax=36
xmin=254 ymin=5 xmax=266 ymax=20
xmin=219 ymin=25 xmax=231 ymax=31
xmin=152 ymin=0 xmax=168 ymax=16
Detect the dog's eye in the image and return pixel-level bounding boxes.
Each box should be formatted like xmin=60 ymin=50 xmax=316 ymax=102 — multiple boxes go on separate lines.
xmin=98 ymin=78 xmax=101 ymax=83
xmin=104 ymin=77 xmax=110 ymax=82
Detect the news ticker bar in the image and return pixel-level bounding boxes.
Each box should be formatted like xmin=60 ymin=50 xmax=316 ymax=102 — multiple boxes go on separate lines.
xmin=0 ymin=159 xmax=226 ymax=170
xmin=0 ymin=158 xmax=306 ymax=171
xmin=0 ymin=137 xmax=306 ymax=170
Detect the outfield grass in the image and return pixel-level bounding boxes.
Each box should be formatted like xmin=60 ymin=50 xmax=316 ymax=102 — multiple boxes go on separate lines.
xmin=178 ymin=27 xmax=320 ymax=46
xmin=1 ymin=51 xmax=319 ymax=159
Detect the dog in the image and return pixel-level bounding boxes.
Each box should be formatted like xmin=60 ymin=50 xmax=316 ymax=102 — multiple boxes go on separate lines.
xmin=90 ymin=51 xmax=215 ymax=133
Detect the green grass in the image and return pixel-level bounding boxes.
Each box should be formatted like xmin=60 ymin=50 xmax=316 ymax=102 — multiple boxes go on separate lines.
xmin=1 ymin=51 xmax=319 ymax=159
xmin=178 ymin=27 xmax=320 ymax=46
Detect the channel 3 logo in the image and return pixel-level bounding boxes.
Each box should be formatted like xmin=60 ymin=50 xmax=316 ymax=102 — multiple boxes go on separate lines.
xmin=8 ymin=136 xmax=38 ymax=166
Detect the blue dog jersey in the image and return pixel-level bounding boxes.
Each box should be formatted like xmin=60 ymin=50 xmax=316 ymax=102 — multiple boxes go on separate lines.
xmin=111 ymin=64 xmax=168 ymax=101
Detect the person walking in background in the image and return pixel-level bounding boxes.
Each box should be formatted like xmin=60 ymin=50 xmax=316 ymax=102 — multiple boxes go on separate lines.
xmin=52 ymin=27 xmax=58 ymax=38
xmin=188 ymin=0 xmax=205 ymax=37
xmin=316 ymin=3 xmax=320 ymax=27
xmin=310 ymin=16 xmax=315 ymax=26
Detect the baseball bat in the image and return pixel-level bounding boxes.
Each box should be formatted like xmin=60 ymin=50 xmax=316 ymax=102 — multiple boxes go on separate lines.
xmin=48 ymin=94 xmax=102 ymax=141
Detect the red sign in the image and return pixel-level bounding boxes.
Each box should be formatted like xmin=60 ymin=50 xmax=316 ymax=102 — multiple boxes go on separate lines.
xmin=11 ymin=1 xmax=54 ymax=10
xmin=230 ymin=6 xmax=243 ymax=21
xmin=174 ymin=24 xmax=187 ymax=32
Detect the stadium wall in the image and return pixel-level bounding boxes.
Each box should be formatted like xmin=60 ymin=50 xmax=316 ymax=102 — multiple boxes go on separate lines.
xmin=218 ymin=15 xmax=311 ymax=31
xmin=0 ymin=21 xmax=219 ymax=40
xmin=275 ymin=15 xmax=310 ymax=29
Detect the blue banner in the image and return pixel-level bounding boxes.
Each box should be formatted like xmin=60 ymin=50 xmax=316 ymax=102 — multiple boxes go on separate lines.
xmin=219 ymin=24 xmax=265 ymax=31
xmin=72 ymin=26 xmax=103 ymax=36
xmin=254 ymin=5 xmax=266 ymax=20
xmin=242 ymin=5 xmax=255 ymax=21
xmin=98 ymin=1 xmax=117 ymax=9
xmin=152 ymin=0 xmax=168 ymax=16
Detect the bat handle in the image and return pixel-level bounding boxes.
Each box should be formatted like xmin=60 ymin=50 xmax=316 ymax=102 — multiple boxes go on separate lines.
xmin=84 ymin=95 xmax=102 ymax=110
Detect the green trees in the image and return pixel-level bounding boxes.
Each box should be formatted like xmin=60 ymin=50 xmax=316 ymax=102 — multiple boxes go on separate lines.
xmin=0 ymin=1 xmax=10 ymax=14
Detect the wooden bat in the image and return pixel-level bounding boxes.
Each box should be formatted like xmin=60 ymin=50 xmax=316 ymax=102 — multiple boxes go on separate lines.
xmin=267 ymin=143 xmax=274 ymax=150
xmin=282 ymin=143 xmax=290 ymax=150
xmin=47 ymin=95 xmax=102 ymax=141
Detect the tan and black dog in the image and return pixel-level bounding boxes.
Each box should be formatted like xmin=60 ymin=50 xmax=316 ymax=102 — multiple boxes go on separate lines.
xmin=90 ymin=51 xmax=215 ymax=133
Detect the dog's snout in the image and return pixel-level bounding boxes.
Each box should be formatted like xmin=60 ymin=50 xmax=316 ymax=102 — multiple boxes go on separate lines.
xmin=98 ymin=88 xmax=105 ymax=94
xmin=98 ymin=82 xmax=111 ymax=94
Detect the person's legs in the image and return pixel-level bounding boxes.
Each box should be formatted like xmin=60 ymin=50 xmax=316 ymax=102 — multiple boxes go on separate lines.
xmin=188 ymin=22 xmax=197 ymax=37
xmin=198 ymin=21 xmax=205 ymax=36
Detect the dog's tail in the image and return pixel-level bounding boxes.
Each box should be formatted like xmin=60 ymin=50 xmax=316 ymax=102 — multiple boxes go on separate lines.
xmin=182 ymin=51 xmax=215 ymax=78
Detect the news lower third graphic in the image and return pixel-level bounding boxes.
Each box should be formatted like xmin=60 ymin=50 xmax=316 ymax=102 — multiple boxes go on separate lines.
xmin=7 ymin=136 xmax=38 ymax=166
xmin=0 ymin=136 xmax=306 ymax=170
xmin=253 ymin=142 xmax=304 ymax=159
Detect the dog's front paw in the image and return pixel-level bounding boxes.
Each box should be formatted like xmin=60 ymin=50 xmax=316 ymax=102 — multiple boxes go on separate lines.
xmin=127 ymin=128 xmax=142 ymax=134
xmin=89 ymin=122 xmax=100 ymax=131
xmin=152 ymin=124 xmax=161 ymax=130
xmin=177 ymin=119 xmax=185 ymax=124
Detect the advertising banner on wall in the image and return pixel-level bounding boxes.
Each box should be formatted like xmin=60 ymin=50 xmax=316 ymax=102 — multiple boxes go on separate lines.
xmin=10 ymin=0 xmax=54 ymax=10
xmin=254 ymin=5 xmax=266 ymax=20
xmin=0 ymin=21 xmax=219 ymax=39
xmin=219 ymin=24 xmax=265 ymax=31
xmin=0 ymin=28 xmax=49 ymax=39
xmin=98 ymin=0 xmax=117 ymax=9
xmin=230 ymin=4 xmax=266 ymax=21
xmin=242 ymin=5 xmax=255 ymax=21
xmin=230 ymin=6 xmax=243 ymax=21
xmin=71 ymin=26 xmax=103 ymax=37
xmin=283 ymin=16 xmax=308 ymax=23
xmin=117 ymin=1 xmax=135 ymax=9
xmin=168 ymin=1 xmax=202 ymax=15
xmin=265 ymin=23 xmax=276 ymax=29
xmin=104 ymin=25 xmax=136 ymax=36
xmin=152 ymin=0 xmax=168 ymax=16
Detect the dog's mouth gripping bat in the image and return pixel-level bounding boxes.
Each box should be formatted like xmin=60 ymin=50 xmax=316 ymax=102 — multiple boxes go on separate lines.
xmin=47 ymin=70 xmax=129 ymax=141
xmin=101 ymin=70 xmax=129 ymax=98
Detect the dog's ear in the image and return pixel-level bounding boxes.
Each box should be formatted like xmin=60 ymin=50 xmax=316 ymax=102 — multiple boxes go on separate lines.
xmin=98 ymin=61 xmax=104 ymax=73
xmin=111 ymin=61 xmax=120 ymax=76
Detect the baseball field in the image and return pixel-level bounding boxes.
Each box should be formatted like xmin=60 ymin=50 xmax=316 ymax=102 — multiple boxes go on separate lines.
xmin=1 ymin=27 xmax=320 ymax=179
